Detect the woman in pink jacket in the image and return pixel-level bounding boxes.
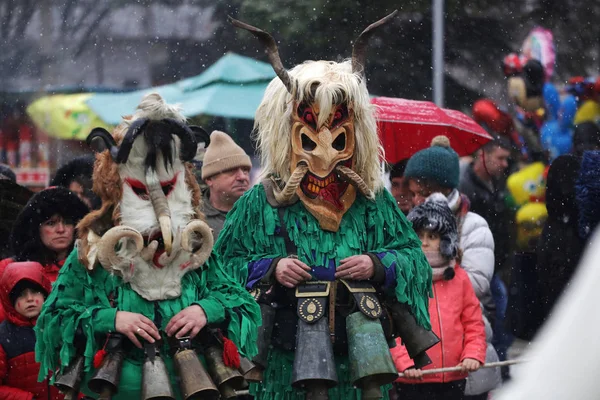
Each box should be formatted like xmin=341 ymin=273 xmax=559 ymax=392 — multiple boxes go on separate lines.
xmin=392 ymin=194 xmax=487 ymax=400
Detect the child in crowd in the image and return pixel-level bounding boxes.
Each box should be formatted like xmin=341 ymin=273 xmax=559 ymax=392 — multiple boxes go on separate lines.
xmin=392 ymin=194 xmax=487 ymax=400
xmin=0 ymin=261 xmax=63 ymax=400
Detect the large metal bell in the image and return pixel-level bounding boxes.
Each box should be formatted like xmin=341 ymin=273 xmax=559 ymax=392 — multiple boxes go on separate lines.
xmin=388 ymin=301 xmax=439 ymax=369
xmin=173 ymin=348 xmax=220 ymax=400
xmin=291 ymin=317 xmax=338 ymax=399
xmin=347 ymin=312 xmax=398 ymax=399
xmin=204 ymin=345 xmax=246 ymax=397
xmin=141 ymin=349 xmax=176 ymax=400
xmin=55 ymin=355 xmax=85 ymax=400
xmin=88 ymin=334 xmax=125 ymax=399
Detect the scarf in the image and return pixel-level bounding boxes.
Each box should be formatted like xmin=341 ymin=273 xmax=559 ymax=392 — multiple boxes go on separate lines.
xmin=424 ymin=250 xmax=456 ymax=281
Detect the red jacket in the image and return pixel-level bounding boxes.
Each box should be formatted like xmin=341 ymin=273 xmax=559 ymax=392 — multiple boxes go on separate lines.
xmin=392 ymin=265 xmax=487 ymax=384
xmin=0 ymin=261 xmax=63 ymax=400
xmin=0 ymin=258 xmax=62 ymax=323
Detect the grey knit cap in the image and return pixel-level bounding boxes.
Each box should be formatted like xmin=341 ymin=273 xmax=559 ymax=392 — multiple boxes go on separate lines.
xmin=407 ymin=193 xmax=459 ymax=260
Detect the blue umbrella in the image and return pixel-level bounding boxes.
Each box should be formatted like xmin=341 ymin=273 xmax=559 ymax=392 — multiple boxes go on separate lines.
xmin=86 ymin=53 xmax=275 ymax=124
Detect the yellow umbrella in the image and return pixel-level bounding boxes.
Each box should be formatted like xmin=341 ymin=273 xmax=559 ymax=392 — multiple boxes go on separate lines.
xmin=26 ymin=93 xmax=112 ymax=140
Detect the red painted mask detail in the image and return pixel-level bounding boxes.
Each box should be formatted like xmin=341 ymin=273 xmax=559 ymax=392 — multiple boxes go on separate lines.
xmin=125 ymin=172 xmax=179 ymax=200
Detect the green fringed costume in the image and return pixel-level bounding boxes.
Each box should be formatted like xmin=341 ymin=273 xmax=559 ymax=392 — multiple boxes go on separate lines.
xmin=214 ymin=183 xmax=432 ymax=400
xmin=34 ymin=249 xmax=260 ymax=400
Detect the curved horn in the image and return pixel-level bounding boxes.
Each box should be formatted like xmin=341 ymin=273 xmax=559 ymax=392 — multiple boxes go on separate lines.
xmin=228 ymin=16 xmax=296 ymax=95
xmin=352 ymin=10 xmax=398 ymax=76
xmin=115 ymin=118 xmax=150 ymax=164
xmin=181 ymin=220 xmax=214 ymax=269
xmin=163 ymin=118 xmax=198 ymax=162
xmin=335 ymin=165 xmax=375 ymax=200
xmin=190 ymin=125 xmax=210 ymax=149
xmin=87 ymin=127 xmax=117 ymax=154
xmin=273 ymin=163 xmax=308 ymax=204
xmin=146 ymin=169 xmax=173 ymax=255
xmin=97 ymin=226 xmax=144 ymax=269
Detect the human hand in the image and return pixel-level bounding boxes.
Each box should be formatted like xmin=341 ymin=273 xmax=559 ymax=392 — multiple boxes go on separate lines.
xmin=115 ymin=311 xmax=161 ymax=349
xmin=403 ymin=367 xmax=423 ymax=380
xmin=335 ymin=255 xmax=374 ymax=280
xmin=165 ymin=305 xmax=207 ymax=339
xmin=459 ymin=358 xmax=481 ymax=372
xmin=275 ymin=258 xmax=312 ymax=288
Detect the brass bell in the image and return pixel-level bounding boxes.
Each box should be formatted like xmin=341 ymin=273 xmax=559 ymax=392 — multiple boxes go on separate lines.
xmin=388 ymin=301 xmax=439 ymax=369
xmin=238 ymin=356 xmax=262 ymax=383
xmin=55 ymin=355 xmax=85 ymax=400
xmin=141 ymin=343 xmax=176 ymax=400
xmin=88 ymin=334 xmax=125 ymax=399
xmin=291 ymin=317 xmax=338 ymax=399
xmin=346 ymin=312 xmax=398 ymax=400
xmin=172 ymin=341 xmax=220 ymax=400
xmin=218 ymin=382 xmax=241 ymax=400
xmin=204 ymin=345 xmax=246 ymax=396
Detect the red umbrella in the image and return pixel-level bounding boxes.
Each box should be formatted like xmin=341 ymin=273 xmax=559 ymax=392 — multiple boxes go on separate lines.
xmin=372 ymin=96 xmax=493 ymax=164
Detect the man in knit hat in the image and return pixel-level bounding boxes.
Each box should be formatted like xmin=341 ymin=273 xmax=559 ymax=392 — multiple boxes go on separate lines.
xmin=201 ymin=130 xmax=252 ymax=239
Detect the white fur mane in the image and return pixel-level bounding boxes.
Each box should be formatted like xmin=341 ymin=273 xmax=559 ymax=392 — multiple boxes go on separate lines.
xmin=253 ymin=60 xmax=384 ymax=192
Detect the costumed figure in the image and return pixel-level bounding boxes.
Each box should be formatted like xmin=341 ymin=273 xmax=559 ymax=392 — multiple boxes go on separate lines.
xmin=34 ymin=93 xmax=260 ymax=400
xmin=216 ymin=12 xmax=437 ymax=400
xmin=506 ymin=162 xmax=548 ymax=250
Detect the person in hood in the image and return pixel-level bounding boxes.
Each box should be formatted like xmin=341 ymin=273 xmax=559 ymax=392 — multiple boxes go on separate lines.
xmin=0 ymin=187 xmax=89 ymax=322
xmin=392 ymin=194 xmax=487 ymax=400
xmin=50 ymin=155 xmax=100 ymax=210
xmin=0 ymin=261 xmax=63 ymax=400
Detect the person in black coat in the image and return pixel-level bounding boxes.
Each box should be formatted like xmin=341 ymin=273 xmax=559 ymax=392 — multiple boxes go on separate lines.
xmin=535 ymin=154 xmax=584 ymax=322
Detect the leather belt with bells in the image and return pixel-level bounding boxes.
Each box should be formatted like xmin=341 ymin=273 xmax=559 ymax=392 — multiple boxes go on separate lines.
xmin=295 ymin=281 xmax=330 ymax=324
xmin=339 ymin=279 xmax=383 ymax=319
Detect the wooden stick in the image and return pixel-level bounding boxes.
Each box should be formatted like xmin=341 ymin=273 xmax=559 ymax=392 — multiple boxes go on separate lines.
xmin=397 ymin=359 xmax=524 ymax=377
xmin=236 ymin=390 xmax=251 ymax=396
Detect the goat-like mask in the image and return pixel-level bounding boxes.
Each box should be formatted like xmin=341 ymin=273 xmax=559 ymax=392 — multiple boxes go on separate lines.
xmin=84 ymin=98 xmax=214 ymax=300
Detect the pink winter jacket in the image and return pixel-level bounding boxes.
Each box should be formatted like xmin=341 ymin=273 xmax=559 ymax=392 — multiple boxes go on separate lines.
xmin=392 ymin=265 xmax=487 ymax=384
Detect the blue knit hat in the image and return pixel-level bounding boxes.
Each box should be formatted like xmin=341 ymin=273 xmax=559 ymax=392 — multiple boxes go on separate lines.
xmin=404 ymin=136 xmax=460 ymax=189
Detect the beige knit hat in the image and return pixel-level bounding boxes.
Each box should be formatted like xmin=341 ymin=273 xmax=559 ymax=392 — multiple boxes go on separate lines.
xmin=201 ymin=131 xmax=252 ymax=179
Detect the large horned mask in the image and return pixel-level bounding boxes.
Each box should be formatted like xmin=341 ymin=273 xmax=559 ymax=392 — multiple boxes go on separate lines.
xmin=83 ymin=95 xmax=214 ymax=300
xmin=230 ymin=12 xmax=396 ymax=231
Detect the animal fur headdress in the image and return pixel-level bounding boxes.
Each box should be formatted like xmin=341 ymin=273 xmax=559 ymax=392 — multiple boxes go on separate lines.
xmin=77 ymin=93 xmax=214 ymax=300
xmin=230 ymin=12 xmax=396 ymax=231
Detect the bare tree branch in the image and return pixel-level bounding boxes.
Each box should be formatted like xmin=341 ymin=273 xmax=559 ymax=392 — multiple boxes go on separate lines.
xmin=1 ymin=0 xmax=16 ymax=39
xmin=74 ymin=5 xmax=113 ymax=58
xmin=14 ymin=0 xmax=36 ymax=38
xmin=61 ymin=0 xmax=78 ymax=36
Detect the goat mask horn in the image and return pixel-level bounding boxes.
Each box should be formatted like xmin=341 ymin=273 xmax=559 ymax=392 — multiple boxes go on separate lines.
xmin=162 ymin=118 xmax=199 ymax=162
xmin=352 ymin=10 xmax=398 ymax=76
xmin=190 ymin=125 xmax=211 ymax=149
xmin=115 ymin=118 xmax=150 ymax=163
xmin=228 ymin=16 xmax=296 ymax=95
xmin=87 ymin=127 xmax=117 ymax=155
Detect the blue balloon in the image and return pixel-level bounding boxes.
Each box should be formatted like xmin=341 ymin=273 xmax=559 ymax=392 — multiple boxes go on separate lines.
xmin=541 ymin=120 xmax=572 ymax=160
xmin=543 ymin=82 xmax=561 ymax=120
xmin=559 ymin=95 xmax=577 ymax=131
